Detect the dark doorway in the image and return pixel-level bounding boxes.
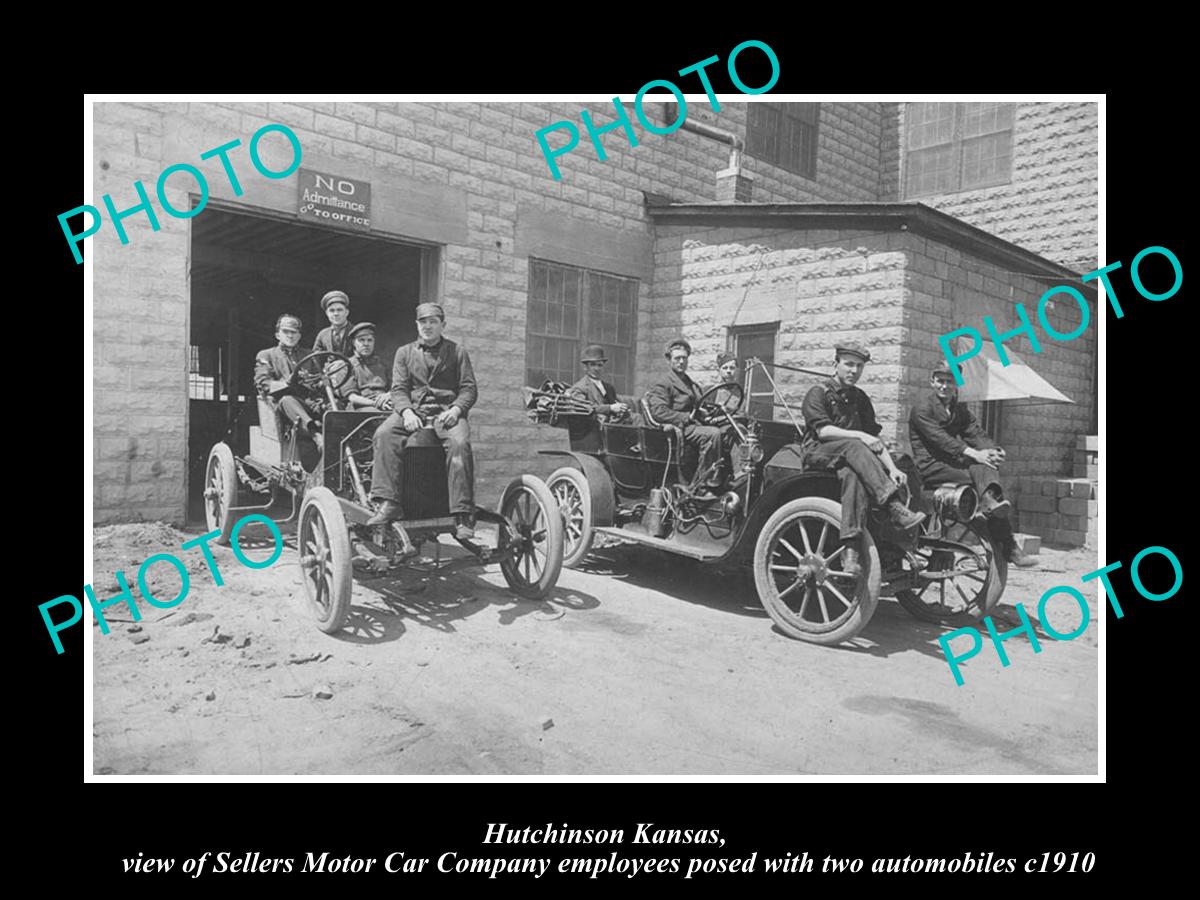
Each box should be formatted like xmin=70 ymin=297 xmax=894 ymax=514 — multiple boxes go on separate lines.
xmin=187 ymin=206 xmax=437 ymax=522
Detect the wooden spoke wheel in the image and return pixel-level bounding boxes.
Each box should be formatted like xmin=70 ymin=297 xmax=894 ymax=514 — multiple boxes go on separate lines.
xmin=298 ymin=487 xmax=353 ymax=634
xmin=498 ymin=475 xmax=564 ymax=600
xmin=548 ymin=466 xmax=594 ymax=569
xmin=753 ymin=497 xmax=881 ymax=644
xmin=897 ymin=519 xmax=1007 ymax=626
xmin=203 ymin=443 xmax=238 ymax=545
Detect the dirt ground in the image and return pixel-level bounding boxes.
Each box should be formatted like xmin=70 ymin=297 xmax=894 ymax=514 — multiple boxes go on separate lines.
xmin=91 ymin=521 xmax=1099 ymax=776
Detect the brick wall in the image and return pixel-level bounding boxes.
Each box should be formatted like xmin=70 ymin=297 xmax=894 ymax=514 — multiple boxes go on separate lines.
xmin=91 ymin=100 xmax=888 ymax=523
xmin=892 ymin=102 xmax=1098 ymax=275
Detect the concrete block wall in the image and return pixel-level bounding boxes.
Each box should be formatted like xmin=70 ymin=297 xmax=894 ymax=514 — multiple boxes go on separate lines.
xmin=1008 ymin=435 xmax=1098 ymax=548
xmin=92 ymin=101 xmax=890 ymax=523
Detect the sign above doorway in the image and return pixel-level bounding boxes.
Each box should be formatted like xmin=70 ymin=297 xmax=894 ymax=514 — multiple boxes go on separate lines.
xmin=297 ymin=168 xmax=371 ymax=232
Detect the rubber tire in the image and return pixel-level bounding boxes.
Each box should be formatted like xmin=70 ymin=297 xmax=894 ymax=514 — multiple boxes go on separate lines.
xmin=753 ymin=496 xmax=881 ymax=645
xmin=298 ymin=487 xmax=354 ymax=634
xmin=204 ymin=443 xmax=238 ymax=545
xmin=897 ymin=520 xmax=1008 ymax=626
xmin=548 ymin=466 xmax=595 ymax=569
xmin=498 ymin=475 xmax=565 ymax=600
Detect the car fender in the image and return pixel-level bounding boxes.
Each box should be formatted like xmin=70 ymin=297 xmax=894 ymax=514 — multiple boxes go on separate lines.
xmin=538 ymin=450 xmax=615 ymax=526
xmin=732 ymin=470 xmax=842 ymax=561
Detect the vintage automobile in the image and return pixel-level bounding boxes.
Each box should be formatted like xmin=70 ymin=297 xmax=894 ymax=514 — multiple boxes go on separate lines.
xmin=202 ymin=350 xmax=563 ymax=633
xmin=532 ymin=361 xmax=1006 ymax=645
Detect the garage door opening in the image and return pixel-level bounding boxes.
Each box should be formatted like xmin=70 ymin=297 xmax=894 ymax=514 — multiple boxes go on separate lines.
xmin=187 ymin=207 xmax=438 ymax=523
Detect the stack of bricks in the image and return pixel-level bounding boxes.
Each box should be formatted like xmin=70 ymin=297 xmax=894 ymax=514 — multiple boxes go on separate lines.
xmin=1009 ymin=435 xmax=1098 ymax=549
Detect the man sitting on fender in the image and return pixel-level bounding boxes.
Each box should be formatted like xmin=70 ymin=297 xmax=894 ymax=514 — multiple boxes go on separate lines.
xmin=645 ymin=339 xmax=725 ymax=499
xmin=908 ymin=364 xmax=1036 ymax=567
xmin=367 ymin=303 xmax=478 ymax=540
xmin=801 ymin=341 xmax=925 ymax=577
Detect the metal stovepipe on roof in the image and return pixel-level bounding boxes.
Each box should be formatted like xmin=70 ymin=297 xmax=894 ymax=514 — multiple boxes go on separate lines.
xmin=680 ymin=118 xmax=744 ymax=169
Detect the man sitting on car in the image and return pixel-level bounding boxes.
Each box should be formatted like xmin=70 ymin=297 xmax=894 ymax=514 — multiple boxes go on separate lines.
xmin=645 ymin=339 xmax=726 ymax=499
xmin=338 ymin=321 xmax=394 ymax=412
xmin=253 ymin=313 xmax=320 ymax=466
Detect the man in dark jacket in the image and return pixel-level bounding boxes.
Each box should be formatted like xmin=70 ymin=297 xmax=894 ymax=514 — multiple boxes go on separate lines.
xmin=908 ymin=364 xmax=1035 ymax=566
xmin=566 ymin=344 xmax=631 ymax=449
xmin=313 ymin=290 xmax=353 ymax=357
xmin=645 ymin=339 xmax=724 ymax=496
xmin=712 ymin=351 xmax=743 ymax=416
xmin=367 ymin=303 xmax=478 ymax=539
xmin=253 ymin=313 xmax=320 ymax=466
xmin=338 ymin=321 xmax=393 ymax=411
xmin=801 ymin=341 xmax=925 ymax=577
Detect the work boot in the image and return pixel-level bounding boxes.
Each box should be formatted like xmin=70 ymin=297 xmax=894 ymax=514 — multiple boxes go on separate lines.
xmin=887 ymin=498 xmax=926 ymax=531
xmin=366 ymin=499 xmax=402 ymax=526
xmin=839 ymin=544 xmax=862 ymax=579
xmin=977 ymin=490 xmax=1012 ymax=519
xmin=304 ymin=418 xmax=322 ymax=437
xmin=454 ymin=514 xmax=475 ymax=541
xmin=1007 ymin=544 xmax=1038 ymax=568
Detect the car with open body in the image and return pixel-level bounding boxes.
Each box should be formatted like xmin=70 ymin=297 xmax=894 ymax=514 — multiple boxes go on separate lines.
xmin=202 ymin=349 xmax=563 ymax=634
xmin=531 ymin=359 xmax=1006 ymax=645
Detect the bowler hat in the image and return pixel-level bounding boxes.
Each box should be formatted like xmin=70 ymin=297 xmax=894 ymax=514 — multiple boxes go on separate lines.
xmin=321 ymin=290 xmax=350 ymax=312
xmin=835 ymin=340 xmax=871 ymax=363
xmin=415 ymin=302 xmax=445 ymax=320
xmin=581 ymin=344 xmax=608 ymax=363
xmin=665 ymin=339 xmax=692 ymax=358
xmin=347 ymin=322 xmax=376 ymax=343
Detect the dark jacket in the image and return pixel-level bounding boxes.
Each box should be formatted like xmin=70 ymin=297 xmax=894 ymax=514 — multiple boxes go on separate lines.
xmin=908 ymin=391 xmax=994 ymax=472
xmin=338 ymin=353 xmax=390 ymax=401
xmin=645 ymin=369 xmax=704 ymax=428
xmin=253 ymin=344 xmax=309 ymax=396
xmin=800 ymin=377 xmax=882 ymax=446
xmin=314 ymin=324 xmax=353 ymax=357
xmin=390 ymin=338 xmax=478 ymax=415
xmin=569 ymin=375 xmax=621 ymax=418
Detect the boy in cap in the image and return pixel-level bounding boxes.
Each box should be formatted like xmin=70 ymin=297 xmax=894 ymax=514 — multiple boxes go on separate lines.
xmin=801 ymin=341 xmax=925 ymax=577
xmin=713 ymin=351 xmax=743 ymax=415
xmin=645 ymin=338 xmax=725 ymax=497
xmin=367 ymin=302 xmax=478 ymax=539
xmin=908 ymin=364 xmax=1036 ymax=566
xmin=313 ymin=290 xmax=353 ymax=357
xmin=253 ymin=313 xmax=320 ymax=466
xmin=338 ymin=321 xmax=393 ymax=411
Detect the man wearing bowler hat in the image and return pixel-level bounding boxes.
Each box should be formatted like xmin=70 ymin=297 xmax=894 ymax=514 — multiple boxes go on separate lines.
xmin=801 ymin=341 xmax=925 ymax=578
xmin=366 ymin=302 xmax=478 ymax=539
xmin=569 ymin=344 xmax=631 ymax=423
xmin=909 ymin=363 xmax=1036 ymax=567
xmin=645 ymin=338 xmax=725 ymax=497
xmin=338 ymin=322 xmax=393 ymax=411
xmin=313 ymin=290 xmax=353 ymax=357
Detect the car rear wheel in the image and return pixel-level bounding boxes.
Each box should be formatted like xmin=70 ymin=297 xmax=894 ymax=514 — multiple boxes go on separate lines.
xmin=548 ymin=466 xmax=594 ymax=569
xmin=897 ymin=519 xmax=1007 ymax=626
xmin=298 ymin=487 xmax=353 ymax=634
xmin=753 ymin=497 xmax=880 ymax=644
xmin=203 ymin=443 xmax=238 ymax=545
xmin=498 ymin=475 xmax=564 ymax=600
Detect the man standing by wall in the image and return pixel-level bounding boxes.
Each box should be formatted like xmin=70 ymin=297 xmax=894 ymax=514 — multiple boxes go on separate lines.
xmin=367 ymin=303 xmax=478 ymax=539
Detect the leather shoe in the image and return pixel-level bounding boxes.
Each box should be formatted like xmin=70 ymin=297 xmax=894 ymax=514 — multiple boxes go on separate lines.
xmin=454 ymin=515 xmax=475 ymax=541
xmin=366 ymin=500 xmax=402 ymax=526
xmin=887 ymin=498 xmax=926 ymax=531
xmin=977 ymin=491 xmax=1012 ymax=519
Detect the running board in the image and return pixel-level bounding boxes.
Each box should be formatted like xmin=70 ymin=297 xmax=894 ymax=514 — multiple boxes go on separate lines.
xmin=594 ymin=527 xmax=721 ymax=561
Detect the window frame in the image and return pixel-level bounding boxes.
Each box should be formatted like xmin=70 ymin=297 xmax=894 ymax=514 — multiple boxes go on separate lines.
xmin=745 ymin=102 xmax=820 ymax=180
xmin=903 ymin=101 xmax=1015 ymax=197
xmin=729 ymin=322 xmax=780 ymax=421
xmin=524 ymin=258 xmax=639 ymax=396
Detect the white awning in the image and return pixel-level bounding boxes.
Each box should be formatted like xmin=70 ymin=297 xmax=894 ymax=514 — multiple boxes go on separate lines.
xmin=955 ymin=340 xmax=1073 ymax=404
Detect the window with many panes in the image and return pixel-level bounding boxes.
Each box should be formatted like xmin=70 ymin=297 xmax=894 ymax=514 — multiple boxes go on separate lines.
xmin=905 ymin=102 xmax=1015 ymax=197
xmin=525 ymin=259 xmax=638 ymax=395
xmin=730 ymin=324 xmax=779 ymax=420
xmin=979 ymin=400 xmax=1004 ymax=444
xmin=746 ymin=103 xmax=819 ymax=179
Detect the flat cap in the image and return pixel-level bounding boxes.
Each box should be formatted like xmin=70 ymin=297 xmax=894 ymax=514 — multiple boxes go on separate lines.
xmin=415 ymin=302 xmax=445 ymax=320
xmin=716 ymin=351 xmax=737 ymax=367
xmin=665 ymin=338 xmax=692 ymax=358
xmin=347 ymin=321 xmax=376 ymax=343
xmin=835 ymin=341 xmax=871 ymax=363
xmin=931 ymin=362 xmax=954 ymax=378
xmin=320 ymin=290 xmax=350 ymax=311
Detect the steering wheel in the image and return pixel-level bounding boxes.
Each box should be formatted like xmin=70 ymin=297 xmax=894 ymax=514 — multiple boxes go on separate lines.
xmin=694 ymin=381 xmax=745 ymax=425
xmin=291 ymin=350 xmax=354 ymax=396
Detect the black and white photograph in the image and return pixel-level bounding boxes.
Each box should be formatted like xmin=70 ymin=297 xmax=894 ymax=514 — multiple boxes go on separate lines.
xmin=82 ymin=94 xmax=1103 ymax=777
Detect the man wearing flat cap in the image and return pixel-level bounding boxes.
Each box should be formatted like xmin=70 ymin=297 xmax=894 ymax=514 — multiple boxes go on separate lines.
xmin=338 ymin=322 xmax=393 ymax=412
xmin=909 ymin=364 xmax=1035 ymax=566
xmin=313 ymin=290 xmax=353 ymax=357
xmin=713 ymin=351 xmax=743 ymax=416
xmin=253 ymin=313 xmax=320 ymax=468
xmin=645 ymin=338 xmax=725 ymax=497
xmin=367 ymin=302 xmax=478 ymax=539
xmin=801 ymin=341 xmax=925 ymax=577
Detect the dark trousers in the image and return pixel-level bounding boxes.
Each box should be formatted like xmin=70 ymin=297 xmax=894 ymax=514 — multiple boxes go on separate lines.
xmin=275 ymin=396 xmax=319 ymax=470
xmin=918 ymin=460 xmax=1015 ymax=553
xmin=370 ymin=413 xmax=474 ymax=515
xmin=682 ymin=422 xmax=722 ymax=483
xmin=804 ymin=438 xmax=898 ymax=540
